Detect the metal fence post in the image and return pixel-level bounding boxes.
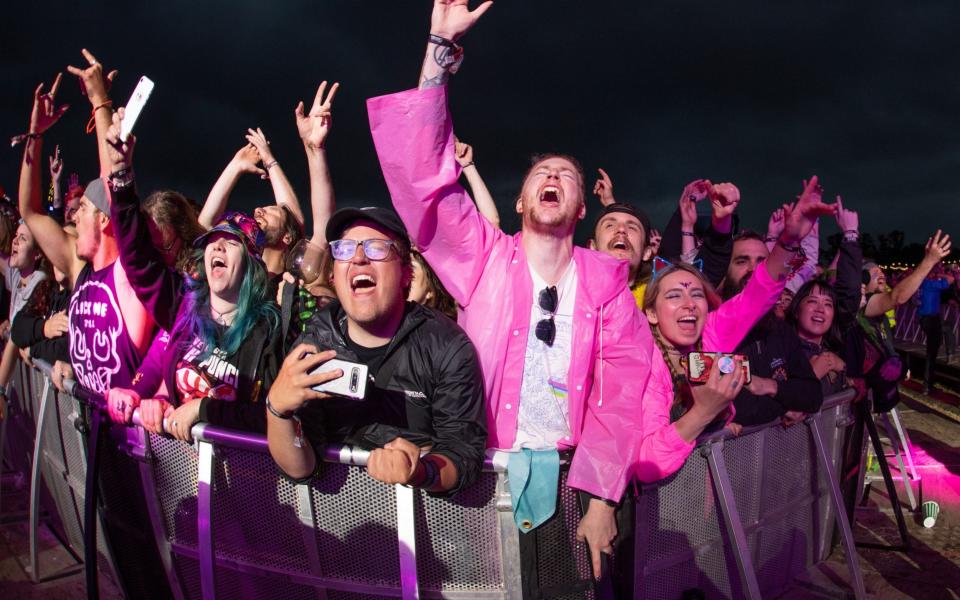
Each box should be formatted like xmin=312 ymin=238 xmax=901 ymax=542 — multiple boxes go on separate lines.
xmin=808 ymin=416 xmax=867 ymax=599
xmin=395 ymin=483 xmax=420 ymax=599
xmin=197 ymin=440 xmax=217 ymax=600
xmin=704 ymin=440 xmax=762 ymax=600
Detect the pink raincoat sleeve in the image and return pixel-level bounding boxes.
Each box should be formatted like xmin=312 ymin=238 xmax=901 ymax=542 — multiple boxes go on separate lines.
xmin=636 ymin=261 xmax=786 ymax=483
xmin=367 ymin=86 xmax=500 ymax=306
xmin=567 ymin=285 xmax=653 ymax=501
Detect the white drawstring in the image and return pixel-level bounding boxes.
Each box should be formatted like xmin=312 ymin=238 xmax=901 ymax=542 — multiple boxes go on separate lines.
xmin=598 ymin=304 xmax=604 ymax=407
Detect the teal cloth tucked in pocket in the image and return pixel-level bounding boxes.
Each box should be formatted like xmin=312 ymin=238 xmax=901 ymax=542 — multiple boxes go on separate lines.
xmin=507 ymin=448 xmax=560 ymax=534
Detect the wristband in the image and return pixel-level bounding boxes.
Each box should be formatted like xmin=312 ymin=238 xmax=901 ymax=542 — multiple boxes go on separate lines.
xmin=264 ymin=160 xmax=279 ymax=171
xmin=427 ymin=34 xmax=465 ymax=74
xmin=764 ymin=236 xmax=778 ymax=244
xmin=588 ymin=493 xmax=619 ymax=508
xmin=265 ymin=396 xmax=293 ymax=420
xmin=680 ymin=231 xmax=696 ymax=237
xmin=777 ymin=238 xmax=802 ymax=253
xmin=86 ymin=100 xmax=113 ymax=134
xmin=10 ymin=132 xmax=41 ymax=148
xmin=109 ymin=167 xmax=135 ymax=192
xmin=843 ymin=229 xmax=860 ymax=240
xmin=460 ymin=161 xmax=475 ymax=169
xmin=408 ymin=454 xmax=442 ymax=489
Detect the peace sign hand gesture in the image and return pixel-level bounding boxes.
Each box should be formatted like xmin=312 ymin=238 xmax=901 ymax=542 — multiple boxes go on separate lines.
xmin=296 ymin=81 xmax=339 ymax=151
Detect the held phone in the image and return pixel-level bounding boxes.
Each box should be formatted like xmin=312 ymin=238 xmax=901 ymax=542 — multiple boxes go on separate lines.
xmin=120 ymin=76 xmax=155 ymax=142
xmin=686 ymin=352 xmax=752 ymax=385
xmin=310 ymin=358 xmax=369 ymax=400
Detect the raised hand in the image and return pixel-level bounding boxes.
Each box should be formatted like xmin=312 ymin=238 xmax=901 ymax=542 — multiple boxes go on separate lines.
xmin=66 ymin=48 xmax=117 ymax=105
xmin=923 ymin=230 xmax=952 ymax=264
xmin=679 ymin=179 xmax=711 ymax=230
xmin=766 ymin=207 xmax=786 ymax=240
xmin=690 ymin=357 xmax=745 ymax=420
xmin=710 ymin=182 xmax=740 ymax=221
xmin=28 ymin=74 xmax=69 ymax=135
xmin=245 ymin=127 xmax=276 ymax=166
xmin=592 ymin=168 xmax=616 ymax=206
xmin=295 ymin=81 xmax=339 ymax=151
xmin=430 ymin=0 xmax=494 ymax=41
xmin=781 ymin=176 xmax=835 ymax=244
xmin=231 ymin=143 xmax=266 ymax=179
xmin=267 ymin=345 xmax=343 ymax=417
xmin=454 ymin=137 xmax=474 ymax=167
xmin=49 ymin=145 xmax=63 ymax=182
xmin=834 ymin=195 xmax=858 ymax=234
xmin=645 ymin=228 xmax=662 ymax=259
xmin=104 ymin=108 xmax=136 ymax=174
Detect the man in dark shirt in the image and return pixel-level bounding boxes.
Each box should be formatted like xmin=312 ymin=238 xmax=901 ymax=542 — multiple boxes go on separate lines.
xmin=266 ymin=207 xmax=486 ymax=495
xmin=918 ymin=266 xmax=955 ymax=393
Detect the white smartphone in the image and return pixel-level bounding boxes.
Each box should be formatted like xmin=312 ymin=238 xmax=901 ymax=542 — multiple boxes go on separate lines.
xmin=310 ymin=358 xmax=369 ymax=400
xmin=120 ymin=76 xmax=155 ymax=142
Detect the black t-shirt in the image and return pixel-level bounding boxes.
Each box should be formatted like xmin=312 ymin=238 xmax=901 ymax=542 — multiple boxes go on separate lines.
xmin=344 ymin=330 xmax=389 ymax=375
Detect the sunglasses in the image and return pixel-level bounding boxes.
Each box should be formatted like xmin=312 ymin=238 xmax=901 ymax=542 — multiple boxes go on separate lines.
xmin=535 ymin=286 xmax=558 ymax=346
xmin=330 ymin=238 xmax=401 ymax=262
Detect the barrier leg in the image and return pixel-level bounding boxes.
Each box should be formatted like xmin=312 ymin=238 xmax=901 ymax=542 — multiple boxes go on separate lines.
xmin=704 ymin=441 xmax=761 ymax=600
xmin=83 ymin=406 xmax=104 ymax=600
xmin=808 ymin=418 xmax=867 ymax=600
xmin=395 ymin=483 xmax=420 ymax=600
xmin=28 ymin=377 xmax=51 ymax=582
xmin=294 ymin=484 xmax=328 ymax=600
xmin=858 ymin=414 xmax=911 ymax=551
xmin=197 ymin=440 xmax=217 ymax=600
xmin=889 ymin=408 xmax=921 ymax=502
xmin=880 ymin=413 xmax=917 ymax=511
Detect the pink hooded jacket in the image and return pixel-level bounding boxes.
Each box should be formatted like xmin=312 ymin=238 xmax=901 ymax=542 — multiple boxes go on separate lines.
xmin=368 ymin=86 xmax=653 ymax=501
xmin=636 ymin=264 xmax=785 ymax=482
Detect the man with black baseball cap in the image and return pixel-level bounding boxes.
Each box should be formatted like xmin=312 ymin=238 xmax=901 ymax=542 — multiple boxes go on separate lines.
xmin=589 ymin=202 xmax=654 ymax=305
xmin=267 ymin=206 xmax=486 ymax=496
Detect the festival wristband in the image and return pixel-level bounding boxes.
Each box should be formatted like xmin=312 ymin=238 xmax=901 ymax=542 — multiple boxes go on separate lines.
xmin=265 ymin=396 xmax=293 ymax=420
xmin=409 ymin=454 xmax=442 ymax=489
xmin=777 ymin=238 xmax=802 ymax=253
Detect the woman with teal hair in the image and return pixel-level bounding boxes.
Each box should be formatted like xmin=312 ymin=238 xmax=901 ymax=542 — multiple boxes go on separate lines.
xmin=108 ymin=204 xmax=282 ymax=439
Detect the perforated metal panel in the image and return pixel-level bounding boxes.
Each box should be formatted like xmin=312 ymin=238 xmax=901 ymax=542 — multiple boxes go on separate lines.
xmin=309 ymin=461 xmax=401 ymax=586
xmin=210 ymin=446 xmax=311 ymax=573
xmin=151 ymin=432 xmax=200 ymax=548
xmin=414 ymin=472 xmax=501 ymax=593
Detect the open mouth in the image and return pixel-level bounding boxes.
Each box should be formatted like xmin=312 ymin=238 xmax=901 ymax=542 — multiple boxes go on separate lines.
xmin=811 ymin=315 xmax=826 ymax=324
xmin=677 ymin=315 xmax=698 ymax=333
xmin=609 ymin=237 xmax=632 ymax=252
xmin=539 ymin=185 xmax=560 ymax=207
xmin=210 ymin=256 xmax=227 ymax=277
xmin=350 ymin=273 xmax=377 ymax=294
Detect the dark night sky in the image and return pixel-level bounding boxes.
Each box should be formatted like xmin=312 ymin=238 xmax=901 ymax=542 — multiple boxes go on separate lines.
xmin=4 ymin=1 xmax=960 ymax=248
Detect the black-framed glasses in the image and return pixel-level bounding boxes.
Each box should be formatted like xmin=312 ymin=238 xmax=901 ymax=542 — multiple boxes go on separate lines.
xmin=329 ymin=239 xmax=400 ymax=262
xmin=535 ymin=286 xmax=558 ymax=346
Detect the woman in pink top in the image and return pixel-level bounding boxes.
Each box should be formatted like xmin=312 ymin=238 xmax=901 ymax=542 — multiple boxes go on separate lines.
xmin=637 ymin=178 xmax=835 ymax=483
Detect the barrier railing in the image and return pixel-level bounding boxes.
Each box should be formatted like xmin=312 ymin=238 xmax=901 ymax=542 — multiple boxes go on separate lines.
xmin=2 ymin=363 xmax=865 ymax=599
xmin=894 ymin=301 xmax=960 ymax=346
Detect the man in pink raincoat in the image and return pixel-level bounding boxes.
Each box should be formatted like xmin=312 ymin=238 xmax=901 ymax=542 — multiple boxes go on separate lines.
xmin=366 ymin=0 xmax=653 ymax=585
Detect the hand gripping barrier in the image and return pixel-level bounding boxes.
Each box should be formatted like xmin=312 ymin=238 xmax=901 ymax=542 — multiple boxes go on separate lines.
xmin=4 ymin=362 xmax=865 ymax=600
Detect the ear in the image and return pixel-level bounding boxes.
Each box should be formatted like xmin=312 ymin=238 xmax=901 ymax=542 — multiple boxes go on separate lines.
xmin=99 ymin=212 xmax=113 ymax=234
xmin=515 ymin=195 xmax=523 ymax=215
xmin=282 ymin=232 xmax=294 ymax=247
xmin=402 ymin=262 xmax=413 ymax=290
xmin=577 ymin=200 xmax=586 ymax=221
xmin=588 ymin=239 xmax=597 ymax=251
xmin=644 ymin=307 xmax=658 ymax=326
xmin=642 ymin=245 xmax=654 ymax=261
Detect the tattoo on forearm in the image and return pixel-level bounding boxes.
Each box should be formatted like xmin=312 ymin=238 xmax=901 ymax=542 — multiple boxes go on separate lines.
xmin=420 ymin=72 xmax=449 ymax=89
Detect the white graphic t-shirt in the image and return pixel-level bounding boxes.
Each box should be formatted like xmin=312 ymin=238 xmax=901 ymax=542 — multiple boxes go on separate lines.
xmin=513 ymin=261 xmax=577 ymax=450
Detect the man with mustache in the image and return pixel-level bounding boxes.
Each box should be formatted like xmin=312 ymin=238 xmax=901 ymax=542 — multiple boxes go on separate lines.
xmin=366 ymin=0 xmax=652 ymax=594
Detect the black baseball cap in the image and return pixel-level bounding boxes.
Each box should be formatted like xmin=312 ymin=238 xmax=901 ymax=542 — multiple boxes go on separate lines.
xmin=594 ymin=202 xmax=652 ymax=237
xmin=325 ymin=206 xmax=410 ymax=245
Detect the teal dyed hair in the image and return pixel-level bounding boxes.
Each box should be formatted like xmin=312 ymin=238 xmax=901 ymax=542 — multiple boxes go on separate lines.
xmin=176 ymin=246 xmax=279 ymax=359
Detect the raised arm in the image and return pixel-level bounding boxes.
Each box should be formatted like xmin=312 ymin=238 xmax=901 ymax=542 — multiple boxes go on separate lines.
xmin=199 ymin=144 xmax=266 ymax=229
xmin=833 ymin=196 xmax=864 ymax=318
xmin=765 ymin=176 xmax=835 ymax=283
xmin=419 ymin=0 xmax=493 ymax=89
xmin=17 ymin=74 xmax=78 ymax=283
xmin=865 ymin=230 xmax=951 ymax=318
xmin=455 ymin=138 xmax=500 ymax=228
xmin=295 ymin=81 xmax=339 ymax=244
xmin=246 ymin=127 xmax=305 ymax=228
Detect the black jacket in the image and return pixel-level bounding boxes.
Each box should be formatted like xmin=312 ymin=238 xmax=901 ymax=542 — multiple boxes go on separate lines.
xmin=11 ymin=279 xmax=70 ymax=365
xmin=296 ymin=300 xmax=487 ymax=495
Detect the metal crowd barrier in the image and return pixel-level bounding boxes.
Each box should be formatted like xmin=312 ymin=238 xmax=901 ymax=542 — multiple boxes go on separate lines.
xmin=894 ymin=301 xmax=960 ymax=346
xmin=2 ymin=361 xmax=864 ymax=600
